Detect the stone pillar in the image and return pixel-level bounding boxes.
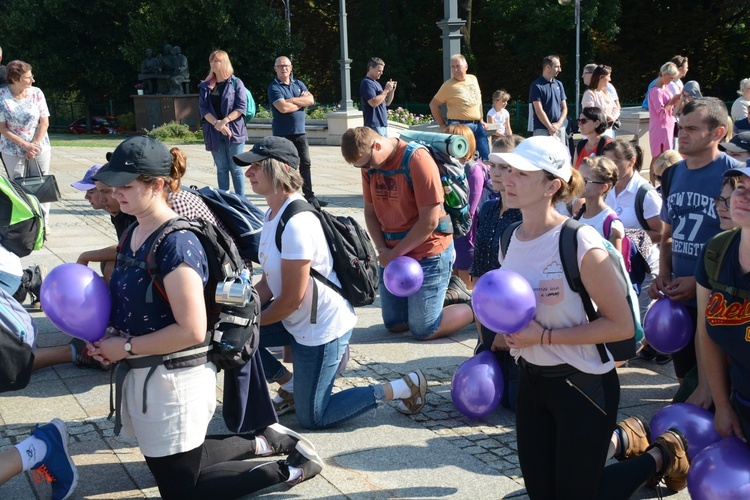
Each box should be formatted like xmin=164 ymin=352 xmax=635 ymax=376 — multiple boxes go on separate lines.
xmin=436 ymin=0 xmax=465 ymax=81
xmin=338 ymin=0 xmax=354 ymax=111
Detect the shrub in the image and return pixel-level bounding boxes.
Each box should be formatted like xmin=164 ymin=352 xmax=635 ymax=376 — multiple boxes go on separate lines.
xmin=254 ymin=104 xmax=273 ymax=119
xmin=146 ymin=121 xmax=202 ymax=142
xmin=118 ymin=112 xmax=136 ymax=131
xmin=387 ymin=107 xmax=433 ymax=126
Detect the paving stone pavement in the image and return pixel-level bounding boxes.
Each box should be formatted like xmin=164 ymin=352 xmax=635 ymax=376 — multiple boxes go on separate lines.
xmin=0 ymin=140 xmax=690 ymax=499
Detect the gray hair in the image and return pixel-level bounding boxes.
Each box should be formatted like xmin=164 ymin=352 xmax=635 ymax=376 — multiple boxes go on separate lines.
xmin=260 ymin=157 xmax=303 ymax=194
xmin=738 ymin=78 xmax=750 ymax=94
xmin=450 ymin=54 xmax=467 ymax=67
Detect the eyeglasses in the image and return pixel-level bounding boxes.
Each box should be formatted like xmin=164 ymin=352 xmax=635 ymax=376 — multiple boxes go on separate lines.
xmin=354 ymin=143 xmax=376 ymax=169
xmin=275 ymin=64 xmax=291 ymax=69
xmin=577 ymin=118 xmax=590 ymax=124
xmin=654 ymin=174 xmax=662 ymax=182
xmin=714 ymin=196 xmax=730 ymax=209
xmin=584 ymin=179 xmax=606 ymax=185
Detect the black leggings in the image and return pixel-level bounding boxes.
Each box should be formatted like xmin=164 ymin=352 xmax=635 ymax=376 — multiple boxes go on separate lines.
xmin=516 ymin=364 xmax=660 ymax=499
xmin=144 ymin=434 xmax=289 ymax=500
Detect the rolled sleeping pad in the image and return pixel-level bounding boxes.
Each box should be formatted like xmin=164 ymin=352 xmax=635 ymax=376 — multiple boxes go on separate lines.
xmin=398 ymin=130 xmax=469 ymax=159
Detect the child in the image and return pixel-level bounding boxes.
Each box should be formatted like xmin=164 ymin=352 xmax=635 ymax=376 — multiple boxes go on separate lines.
xmin=651 ymin=149 xmax=681 ymax=189
xmin=576 ymin=156 xmax=624 ymax=253
xmin=487 ymin=90 xmax=512 ymax=137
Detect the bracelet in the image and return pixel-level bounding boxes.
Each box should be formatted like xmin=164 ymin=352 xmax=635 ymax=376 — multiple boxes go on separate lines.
xmin=548 ymin=329 xmax=553 ymax=345
xmin=540 ymin=329 xmax=547 ymax=345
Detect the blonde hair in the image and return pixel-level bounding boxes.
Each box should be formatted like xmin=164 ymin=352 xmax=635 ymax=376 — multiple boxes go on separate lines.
xmin=548 ymin=168 xmax=584 ymax=204
xmin=341 ymin=126 xmax=380 ymax=164
xmin=660 ymin=62 xmax=679 ymax=78
xmin=581 ymin=156 xmax=618 ymax=194
xmin=260 ymin=157 xmax=304 ymax=194
xmin=492 ymin=90 xmax=510 ymax=102
xmin=444 ymin=124 xmax=476 ymax=162
xmin=204 ymin=50 xmax=234 ymax=86
xmin=652 ymin=150 xmax=682 ymax=178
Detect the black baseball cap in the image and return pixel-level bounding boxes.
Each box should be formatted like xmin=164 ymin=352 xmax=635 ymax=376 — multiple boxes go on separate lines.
xmin=233 ymin=136 xmax=299 ymax=169
xmin=93 ymin=136 xmax=172 ymax=187
xmin=719 ymin=132 xmax=750 ymax=154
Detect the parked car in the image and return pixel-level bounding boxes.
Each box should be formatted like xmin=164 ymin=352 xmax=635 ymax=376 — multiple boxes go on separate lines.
xmin=67 ymin=116 xmax=126 ymax=135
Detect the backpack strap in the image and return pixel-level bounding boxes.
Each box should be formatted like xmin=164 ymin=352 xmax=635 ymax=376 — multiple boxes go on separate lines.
xmin=275 ymin=199 xmax=342 ymax=324
xmin=596 ymin=137 xmax=610 ymax=156
xmin=660 ymin=163 xmax=677 ymax=202
xmin=704 ymin=228 xmax=750 ymax=300
xmin=575 ymin=139 xmax=587 ymax=157
xmin=603 ymin=212 xmax=620 ymax=241
xmin=634 ymin=183 xmax=654 ymax=231
xmin=558 ymin=219 xmax=611 ymax=363
xmin=499 ymin=221 xmax=522 ymax=260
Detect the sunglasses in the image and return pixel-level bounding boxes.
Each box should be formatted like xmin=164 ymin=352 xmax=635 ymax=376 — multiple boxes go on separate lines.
xmin=354 ymin=143 xmax=376 ymax=169
xmin=577 ymin=118 xmax=590 ymax=124
xmin=584 ymin=179 xmax=606 ymax=185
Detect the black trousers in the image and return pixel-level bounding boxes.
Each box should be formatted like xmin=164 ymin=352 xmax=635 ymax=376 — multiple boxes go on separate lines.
xmin=144 ymin=434 xmax=288 ymax=500
xmin=516 ymin=362 xmax=659 ymax=499
xmin=279 ymin=133 xmax=314 ymax=200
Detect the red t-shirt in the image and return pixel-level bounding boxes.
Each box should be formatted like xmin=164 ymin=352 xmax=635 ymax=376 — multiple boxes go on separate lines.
xmin=362 ymin=140 xmax=452 ymax=260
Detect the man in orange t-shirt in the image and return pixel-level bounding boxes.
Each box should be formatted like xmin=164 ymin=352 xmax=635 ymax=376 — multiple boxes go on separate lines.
xmin=341 ymin=127 xmax=474 ymax=340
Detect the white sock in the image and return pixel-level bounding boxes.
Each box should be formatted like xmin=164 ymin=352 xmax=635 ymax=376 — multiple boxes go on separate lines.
xmin=280 ymin=376 xmax=294 ymax=393
xmin=255 ymin=435 xmax=272 ymax=456
xmin=15 ymin=436 xmax=48 ymax=471
xmin=390 ymin=373 xmax=420 ymax=400
xmin=70 ymin=344 xmax=77 ymax=364
xmin=287 ymin=466 xmax=303 ymax=483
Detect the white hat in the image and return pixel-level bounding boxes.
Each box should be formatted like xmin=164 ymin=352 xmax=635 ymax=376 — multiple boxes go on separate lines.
xmin=488 ymin=136 xmax=572 ymax=182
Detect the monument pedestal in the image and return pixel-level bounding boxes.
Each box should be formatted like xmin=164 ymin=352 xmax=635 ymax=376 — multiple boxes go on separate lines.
xmin=325 ymin=110 xmax=363 ymax=145
xmin=133 ymin=94 xmax=200 ymax=132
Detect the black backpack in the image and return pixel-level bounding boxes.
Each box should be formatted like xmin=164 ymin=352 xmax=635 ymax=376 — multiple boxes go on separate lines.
xmin=116 ymin=217 xmax=260 ymax=371
xmin=501 ymin=219 xmax=641 ymax=362
xmin=275 ymin=199 xmax=378 ymax=322
xmin=369 ymin=140 xmax=472 ymax=237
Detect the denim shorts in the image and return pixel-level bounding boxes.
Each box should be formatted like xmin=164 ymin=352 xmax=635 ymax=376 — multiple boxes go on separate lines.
xmin=380 ymin=242 xmax=455 ymax=339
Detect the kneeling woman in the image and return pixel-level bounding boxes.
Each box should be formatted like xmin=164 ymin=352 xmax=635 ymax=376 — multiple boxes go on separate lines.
xmin=89 ymin=136 xmax=322 ymax=499
xmin=493 ymin=136 xmax=690 ymax=498
xmin=235 ymin=137 xmax=427 ymax=429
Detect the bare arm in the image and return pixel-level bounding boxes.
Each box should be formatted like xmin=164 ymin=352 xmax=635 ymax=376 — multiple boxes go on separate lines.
xmin=0 ymin=121 xmax=40 ymax=157
xmin=77 ymin=245 xmax=117 ymax=266
xmin=649 ymin=221 xmax=673 ymax=298
xmin=368 ymin=81 xmax=396 ymax=108
xmin=273 ymin=91 xmax=315 ymax=114
xmin=645 ymin=215 xmax=663 ymax=243
xmin=259 ymin=259 xmax=310 ymax=326
xmin=377 ymin=203 xmax=443 ymax=268
xmin=429 ymin=98 xmax=446 ymax=128
xmin=531 ymin=101 xmax=552 ymax=132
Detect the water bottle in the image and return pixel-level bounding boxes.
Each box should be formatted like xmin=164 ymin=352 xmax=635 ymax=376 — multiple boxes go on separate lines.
xmin=442 ymin=176 xmax=462 ymax=208
xmin=240 ymin=268 xmax=251 ymax=284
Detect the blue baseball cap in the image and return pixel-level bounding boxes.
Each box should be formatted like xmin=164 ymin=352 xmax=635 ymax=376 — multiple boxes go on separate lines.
xmin=71 ymin=164 xmax=104 ymax=191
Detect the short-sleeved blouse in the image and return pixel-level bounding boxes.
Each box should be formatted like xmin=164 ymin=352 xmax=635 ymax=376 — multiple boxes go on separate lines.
xmin=0 ymin=86 xmax=50 ymax=157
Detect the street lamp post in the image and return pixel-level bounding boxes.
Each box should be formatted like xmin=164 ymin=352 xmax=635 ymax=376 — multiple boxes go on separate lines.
xmin=558 ymin=0 xmax=581 ymax=118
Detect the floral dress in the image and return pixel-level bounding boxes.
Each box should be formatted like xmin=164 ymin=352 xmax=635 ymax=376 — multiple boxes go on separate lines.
xmin=0 ymin=86 xmax=50 ymax=158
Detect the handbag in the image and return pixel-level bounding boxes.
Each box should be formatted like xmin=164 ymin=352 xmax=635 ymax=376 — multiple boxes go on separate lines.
xmin=15 ymin=158 xmax=60 ymax=203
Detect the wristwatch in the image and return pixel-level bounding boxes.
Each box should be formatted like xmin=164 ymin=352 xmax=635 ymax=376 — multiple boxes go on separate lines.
xmin=124 ymin=336 xmax=136 ymax=356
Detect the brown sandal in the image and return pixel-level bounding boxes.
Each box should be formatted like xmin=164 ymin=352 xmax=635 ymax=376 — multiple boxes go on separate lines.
xmin=396 ymin=369 xmax=427 ymax=415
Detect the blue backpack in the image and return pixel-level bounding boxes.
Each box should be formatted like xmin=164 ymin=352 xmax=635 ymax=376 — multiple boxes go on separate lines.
xmin=0 ymin=287 xmax=36 ymax=392
xmin=232 ymin=78 xmax=255 ymax=121
xmin=186 ymin=186 xmax=265 ymax=264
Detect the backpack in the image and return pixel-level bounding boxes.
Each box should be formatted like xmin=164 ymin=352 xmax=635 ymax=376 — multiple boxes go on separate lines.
xmin=0 ymin=287 xmax=36 ymax=392
xmin=0 ymin=175 xmax=45 ymax=257
xmin=704 ymin=228 xmax=750 ymax=300
xmin=501 ymin=219 xmax=643 ymax=362
xmin=186 ymin=185 xmax=264 ymax=264
xmin=575 ymin=136 xmax=610 ymax=159
xmin=369 ymin=140 xmax=472 ymax=237
xmin=574 ymin=207 xmax=652 ymax=294
xmin=116 ymin=217 xmax=260 ymax=371
xmin=633 ymin=182 xmax=655 ymax=231
xmin=232 ymin=77 xmax=256 ymax=121
xmin=275 ymin=199 xmax=378 ymax=321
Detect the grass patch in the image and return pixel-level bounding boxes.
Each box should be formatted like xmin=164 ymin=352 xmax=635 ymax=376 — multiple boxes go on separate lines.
xmin=49 ymin=133 xmax=125 ymax=148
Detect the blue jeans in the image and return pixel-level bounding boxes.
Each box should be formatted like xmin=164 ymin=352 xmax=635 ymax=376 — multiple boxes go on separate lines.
xmin=211 ymin=136 xmax=245 ymax=196
xmin=259 ymin=324 xmax=383 ymax=429
xmin=449 ymin=121 xmax=489 ymax=160
xmin=380 ymin=242 xmax=455 ymax=339
xmin=371 ymin=126 xmax=388 ymax=138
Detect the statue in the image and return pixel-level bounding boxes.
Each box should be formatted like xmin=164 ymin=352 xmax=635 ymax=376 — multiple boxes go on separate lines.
xmin=136 ymin=43 xmax=190 ymax=95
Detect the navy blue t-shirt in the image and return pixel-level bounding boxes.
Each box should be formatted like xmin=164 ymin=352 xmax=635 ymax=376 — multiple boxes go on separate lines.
xmin=268 ymin=78 xmax=309 ymax=136
xmin=695 ymin=233 xmax=750 ymax=399
xmin=110 ymin=229 xmax=209 ymax=336
xmin=529 ymin=76 xmax=567 ymax=130
xmin=660 ymin=154 xmax=739 ymax=291
xmin=360 ymin=77 xmax=386 ymax=128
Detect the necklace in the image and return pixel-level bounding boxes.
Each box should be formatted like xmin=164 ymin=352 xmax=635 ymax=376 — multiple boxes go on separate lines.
xmin=131 ymin=219 xmax=162 ymax=251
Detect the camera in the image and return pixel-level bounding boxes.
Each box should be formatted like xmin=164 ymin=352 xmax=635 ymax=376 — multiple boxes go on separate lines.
xmin=214 ymin=276 xmax=250 ymax=307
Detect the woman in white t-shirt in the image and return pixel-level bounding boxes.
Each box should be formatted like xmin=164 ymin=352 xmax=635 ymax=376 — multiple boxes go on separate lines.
xmin=491 ymin=136 xmax=690 ymax=498
xmin=602 ymin=139 xmax=664 ymax=319
xmin=236 ymin=137 xmax=427 ymax=429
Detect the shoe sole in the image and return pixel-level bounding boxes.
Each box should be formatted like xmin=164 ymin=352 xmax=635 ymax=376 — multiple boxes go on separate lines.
xmin=274 ymin=402 xmax=296 ymax=416
xmin=286 ymin=440 xmax=324 ymax=485
xmin=50 ymin=418 xmax=79 ymax=500
xmin=266 ymin=423 xmax=316 ymax=452
xmin=396 ymin=369 xmax=427 ymax=415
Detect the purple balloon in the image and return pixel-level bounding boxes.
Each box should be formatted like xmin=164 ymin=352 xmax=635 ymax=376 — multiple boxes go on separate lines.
xmin=472 ymin=269 xmax=536 ymax=334
xmin=384 ymin=256 xmax=424 ymax=297
xmin=650 ymin=403 xmax=722 ymax=461
xmin=451 ymin=351 xmax=505 ymax=418
xmin=688 ymin=437 xmax=750 ymax=500
xmin=643 ymin=297 xmax=693 ymax=354
xmin=40 ymin=263 xmax=111 ymax=342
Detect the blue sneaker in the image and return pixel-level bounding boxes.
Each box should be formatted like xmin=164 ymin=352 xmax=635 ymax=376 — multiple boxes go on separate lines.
xmin=31 ymin=419 xmax=78 ymax=500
